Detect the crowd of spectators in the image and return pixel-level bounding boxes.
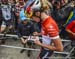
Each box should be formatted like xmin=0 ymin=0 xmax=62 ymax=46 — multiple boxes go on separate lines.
xmin=0 ymin=0 xmax=75 ymax=56
xmin=0 ymin=0 xmax=74 ymax=32
xmin=0 ymin=0 xmax=74 ymax=33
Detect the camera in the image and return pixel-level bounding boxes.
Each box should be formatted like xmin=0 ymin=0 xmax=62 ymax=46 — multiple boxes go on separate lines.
xmin=27 ymin=40 xmax=34 ymax=46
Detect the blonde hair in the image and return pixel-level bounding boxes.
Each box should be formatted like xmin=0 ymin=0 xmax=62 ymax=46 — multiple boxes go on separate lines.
xmin=40 ymin=0 xmax=52 ymax=15
xmin=41 ymin=0 xmax=52 ymax=11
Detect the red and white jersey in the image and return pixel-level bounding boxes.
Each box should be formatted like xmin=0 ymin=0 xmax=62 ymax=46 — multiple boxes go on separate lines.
xmin=42 ymin=16 xmax=60 ymax=45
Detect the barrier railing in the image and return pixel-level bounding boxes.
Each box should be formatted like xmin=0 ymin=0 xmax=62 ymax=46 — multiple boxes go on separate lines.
xmin=0 ymin=34 xmax=71 ymax=42
xmin=0 ymin=34 xmax=72 ymax=56
xmin=0 ymin=44 xmax=70 ymax=55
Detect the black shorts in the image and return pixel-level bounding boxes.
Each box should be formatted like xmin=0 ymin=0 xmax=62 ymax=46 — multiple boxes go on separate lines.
xmin=38 ymin=48 xmax=53 ymax=59
xmin=4 ymin=20 xmax=12 ymax=26
xmin=0 ymin=19 xmax=12 ymax=27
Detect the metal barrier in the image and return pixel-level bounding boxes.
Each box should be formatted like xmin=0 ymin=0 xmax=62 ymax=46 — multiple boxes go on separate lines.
xmin=0 ymin=45 xmax=40 ymax=51
xmin=0 ymin=34 xmax=71 ymax=42
xmin=0 ymin=33 xmax=72 ymax=58
xmin=65 ymin=47 xmax=75 ymax=59
xmin=0 ymin=44 xmax=70 ymax=55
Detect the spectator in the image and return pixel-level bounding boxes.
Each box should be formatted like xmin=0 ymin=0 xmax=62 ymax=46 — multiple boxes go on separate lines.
xmin=17 ymin=9 xmax=35 ymax=37
xmin=17 ymin=9 xmax=39 ymax=56
xmin=51 ymin=0 xmax=66 ymax=6
xmin=51 ymin=0 xmax=63 ymax=28
xmin=15 ymin=0 xmax=25 ymax=17
xmin=14 ymin=0 xmax=25 ymax=29
xmin=65 ymin=20 xmax=75 ymax=46
xmin=8 ymin=0 xmax=16 ymax=5
xmin=59 ymin=7 xmax=74 ymax=38
xmin=0 ymin=0 xmax=14 ymax=33
xmin=51 ymin=0 xmax=73 ymax=28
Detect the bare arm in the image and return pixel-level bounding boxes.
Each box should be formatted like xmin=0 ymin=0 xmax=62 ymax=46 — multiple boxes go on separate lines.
xmin=66 ymin=29 xmax=74 ymax=35
xmin=66 ymin=29 xmax=75 ymax=38
xmin=34 ymin=37 xmax=63 ymax=52
xmin=33 ymin=32 xmax=42 ymax=36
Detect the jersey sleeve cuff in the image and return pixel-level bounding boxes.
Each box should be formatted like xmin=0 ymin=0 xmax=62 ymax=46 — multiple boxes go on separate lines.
xmin=50 ymin=35 xmax=60 ymax=39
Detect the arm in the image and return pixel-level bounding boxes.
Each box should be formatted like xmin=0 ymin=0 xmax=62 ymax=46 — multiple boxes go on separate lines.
xmin=66 ymin=28 xmax=75 ymax=39
xmin=66 ymin=29 xmax=74 ymax=35
xmin=65 ymin=21 xmax=75 ymax=36
xmin=34 ymin=37 xmax=63 ymax=52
